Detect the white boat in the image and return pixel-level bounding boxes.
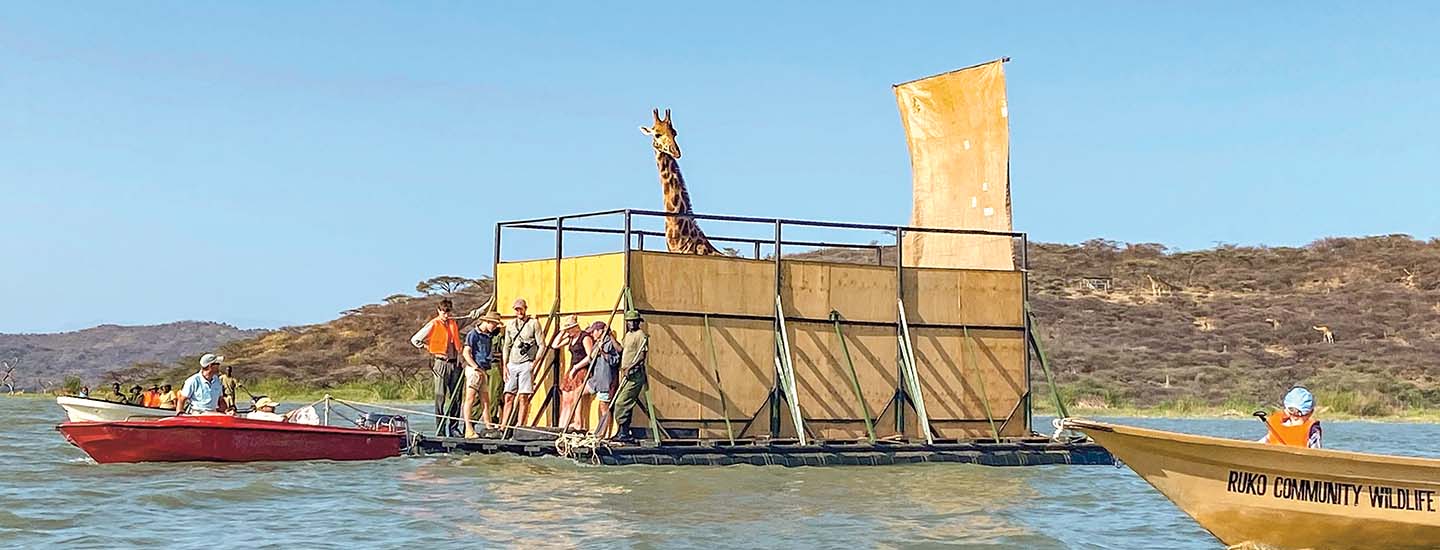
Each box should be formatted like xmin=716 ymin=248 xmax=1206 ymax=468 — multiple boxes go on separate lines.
xmin=56 ymin=395 xmax=177 ymax=422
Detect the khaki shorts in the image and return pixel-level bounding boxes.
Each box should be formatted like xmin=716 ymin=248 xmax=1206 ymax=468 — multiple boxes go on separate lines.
xmin=504 ymin=361 xmax=535 ymax=394
xmin=465 ymin=366 xmax=488 ymax=392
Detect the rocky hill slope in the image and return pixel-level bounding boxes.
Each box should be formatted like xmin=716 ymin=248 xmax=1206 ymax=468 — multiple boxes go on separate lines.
xmin=1 ymin=322 xmax=267 ymax=390
xmin=111 ymin=236 xmax=1440 ymax=413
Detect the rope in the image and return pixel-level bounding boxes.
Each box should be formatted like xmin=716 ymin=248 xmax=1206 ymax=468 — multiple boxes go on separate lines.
xmin=330 ymin=396 xmax=559 ymax=439
xmin=554 ymin=431 xmax=602 ymax=464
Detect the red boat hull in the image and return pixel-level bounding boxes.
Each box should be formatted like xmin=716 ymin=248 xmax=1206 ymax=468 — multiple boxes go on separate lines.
xmin=57 ymin=415 xmax=404 ymax=464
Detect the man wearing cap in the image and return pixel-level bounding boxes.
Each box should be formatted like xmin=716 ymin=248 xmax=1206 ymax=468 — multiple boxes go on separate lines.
xmin=411 ymin=298 xmax=465 ymax=437
xmin=1259 ymin=386 xmax=1323 ymax=448
xmin=246 ymin=397 xmax=286 ymax=422
xmin=609 ymin=310 xmax=649 ymax=443
xmin=461 ymin=310 xmax=504 ymax=438
xmin=176 ymin=353 xmax=229 ymax=414
xmin=500 ymin=298 xmax=540 ymax=431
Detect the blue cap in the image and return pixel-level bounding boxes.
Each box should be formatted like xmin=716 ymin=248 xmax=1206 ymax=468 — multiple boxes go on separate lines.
xmin=1283 ymin=387 xmax=1315 ymax=415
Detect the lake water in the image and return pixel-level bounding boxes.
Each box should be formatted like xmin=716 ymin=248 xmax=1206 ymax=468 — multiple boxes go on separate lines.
xmin=6 ymin=398 xmax=1439 ymax=549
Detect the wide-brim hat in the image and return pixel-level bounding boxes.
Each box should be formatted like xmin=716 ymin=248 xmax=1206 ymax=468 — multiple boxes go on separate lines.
xmin=478 ymin=311 xmax=503 ymax=324
xmin=253 ymin=397 xmax=280 ymax=409
xmin=623 ymin=310 xmax=643 ymax=321
xmin=561 ymin=315 xmax=580 ymax=331
xmin=200 ymin=353 xmax=224 ymax=368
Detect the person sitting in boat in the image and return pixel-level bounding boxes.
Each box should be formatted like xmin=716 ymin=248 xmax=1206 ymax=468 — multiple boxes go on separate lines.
xmin=246 ymin=397 xmax=287 ymax=422
xmin=176 ymin=353 xmax=230 ymax=415
xmin=78 ymin=386 xmax=90 ymax=398
xmin=142 ymin=384 xmax=161 ymax=408
xmin=1259 ymin=386 xmax=1322 ymax=449
xmin=127 ymin=385 xmax=144 ymax=405
xmin=157 ymin=384 xmax=177 ymax=409
xmin=109 ymin=382 xmax=125 ymax=402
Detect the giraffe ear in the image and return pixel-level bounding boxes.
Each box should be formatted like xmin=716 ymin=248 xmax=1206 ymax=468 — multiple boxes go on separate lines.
xmin=639 ymin=126 xmax=655 ymax=136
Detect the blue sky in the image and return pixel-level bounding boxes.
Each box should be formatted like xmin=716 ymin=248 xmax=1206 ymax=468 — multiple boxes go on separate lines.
xmin=3 ymin=2 xmax=1437 ymax=333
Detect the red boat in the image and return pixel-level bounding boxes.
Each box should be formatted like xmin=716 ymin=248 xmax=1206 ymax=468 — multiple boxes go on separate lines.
xmin=57 ymin=414 xmax=406 ymax=464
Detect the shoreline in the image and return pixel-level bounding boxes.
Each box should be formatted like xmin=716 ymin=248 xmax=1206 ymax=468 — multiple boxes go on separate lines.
xmin=1037 ymin=405 xmax=1440 ymax=424
xmin=13 ymin=391 xmax=1439 ymax=423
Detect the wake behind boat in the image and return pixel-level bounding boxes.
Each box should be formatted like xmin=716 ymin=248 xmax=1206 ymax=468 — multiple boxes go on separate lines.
xmin=1063 ymin=418 xmax=1440 ymax=550
xmin=58 ymin=413 xmax=407 ymax=464
xmin=56 ymin=395 xmax=177 ymax=422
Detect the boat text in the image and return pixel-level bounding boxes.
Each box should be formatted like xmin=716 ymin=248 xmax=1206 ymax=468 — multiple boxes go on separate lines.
xmin=1226 ymin=469 xmax=1436 ymax=512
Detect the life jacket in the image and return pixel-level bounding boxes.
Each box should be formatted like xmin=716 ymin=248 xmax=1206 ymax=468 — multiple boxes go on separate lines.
xmin=426 ymin=316 xmax=462 ymax=357
xmin=142 ymin=390 xmax=159 ymax=408
xmin=1265 ymin=413 xmax=1318 ymax=448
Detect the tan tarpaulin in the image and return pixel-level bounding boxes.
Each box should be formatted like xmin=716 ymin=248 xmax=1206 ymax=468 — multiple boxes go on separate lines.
xmin=895 ymin=59 xmax=1014 ymax=270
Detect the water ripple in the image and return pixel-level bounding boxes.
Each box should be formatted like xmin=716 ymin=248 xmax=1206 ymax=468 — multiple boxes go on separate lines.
xmin=6 ymin=399 xmax=1436 ymax=548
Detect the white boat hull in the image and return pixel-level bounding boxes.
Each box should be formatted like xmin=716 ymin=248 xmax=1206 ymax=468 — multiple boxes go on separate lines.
xmin=56 ymin=395 xmax=176 ymax=422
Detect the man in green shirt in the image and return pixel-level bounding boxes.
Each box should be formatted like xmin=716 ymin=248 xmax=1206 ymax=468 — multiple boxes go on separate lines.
xmin=609 ymin=309 xmax=648 ymax=443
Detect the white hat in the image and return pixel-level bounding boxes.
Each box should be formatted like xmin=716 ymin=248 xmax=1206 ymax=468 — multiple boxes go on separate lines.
xmin=253 ymin=397 xmax=279 ymax=410
xmin=200 ymin=353 xmax=224 ymax=368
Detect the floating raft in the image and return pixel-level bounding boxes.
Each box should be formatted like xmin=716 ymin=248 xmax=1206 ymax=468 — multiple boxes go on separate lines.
xmin=413 ymin=433 xmax=1113 ymax=467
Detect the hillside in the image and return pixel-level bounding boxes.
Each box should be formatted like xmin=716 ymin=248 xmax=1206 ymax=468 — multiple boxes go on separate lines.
xmin=0 ymin=322 xmax=267 ymax=390
xmin=111 ymin=236 xmax=1440 ymax=414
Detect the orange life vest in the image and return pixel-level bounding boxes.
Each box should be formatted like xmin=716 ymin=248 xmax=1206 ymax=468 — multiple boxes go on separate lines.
xmin=1265 ymin=413 xmax=1318 ymax=448
xmin=426 ymin=317 xmax=462 ymax=357
xmin=141 ymin=390 xmax=158 ymax=408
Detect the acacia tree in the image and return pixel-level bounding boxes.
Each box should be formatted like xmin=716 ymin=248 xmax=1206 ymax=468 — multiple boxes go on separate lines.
xmin=416 ymin=276 xmax=483 ymax=295
xmin=1 ymin=358 xmax=17 ymax=394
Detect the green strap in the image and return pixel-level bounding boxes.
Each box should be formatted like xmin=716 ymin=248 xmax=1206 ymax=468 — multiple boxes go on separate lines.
xmin=962 ymin=326 xmax=1002 ymax=443
xmin=703 ymin=314 xmax=736 ymax=444
xmin=829 ymin=311 xmax=875 ymax=443
xmin=1025 ymin=303 xmax=1070 ymax=419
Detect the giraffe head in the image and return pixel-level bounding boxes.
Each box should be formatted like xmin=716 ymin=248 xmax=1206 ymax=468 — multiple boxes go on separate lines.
xmin=639 ymin=108 xmax=681 ymax=159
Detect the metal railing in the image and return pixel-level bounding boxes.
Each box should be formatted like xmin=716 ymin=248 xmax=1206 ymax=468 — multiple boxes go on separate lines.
xmin=490 ymin=208 xmax=1034 ymax=440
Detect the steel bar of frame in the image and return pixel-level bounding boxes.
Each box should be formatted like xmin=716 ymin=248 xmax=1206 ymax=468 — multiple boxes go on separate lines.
xmin=962 ymin=326 xmax=1002 ymax=443
xmin=770 ymin=219 xmax=783 ymax=438
xmin=773 ymin=295 xmax=806 ymax=446
xmin=624 ymin=209 xmax=1024 ymax=239
xmin=703 ymin=314 xmax=737 ymax=444
xmin=897 ymin=300 xmax=934 ymax=445
xmin=894 ymin=226 xmax=906 ymax=434
xmin=830 ymin=311 xmax=876 ymax=443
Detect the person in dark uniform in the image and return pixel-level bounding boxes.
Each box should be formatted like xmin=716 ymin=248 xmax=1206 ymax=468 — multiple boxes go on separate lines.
xmin=609 ymin=310 xmax=648 ymax=443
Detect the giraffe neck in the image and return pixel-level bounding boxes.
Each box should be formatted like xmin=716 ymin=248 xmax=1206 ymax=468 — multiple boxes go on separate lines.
xmin=656 ymin=152 xmax=694 ymax=214
xmin=654 ymin=150 xmax=716 ymax=255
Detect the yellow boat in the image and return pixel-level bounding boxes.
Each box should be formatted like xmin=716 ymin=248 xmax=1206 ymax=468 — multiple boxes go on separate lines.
xmin=1063 ymin=418 xmax=1440 ymax=550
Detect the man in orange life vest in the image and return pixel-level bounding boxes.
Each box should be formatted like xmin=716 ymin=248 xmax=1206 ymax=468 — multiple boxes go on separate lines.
xmin=1259 ymin=386 xmax=1322 ymax=449
xmin=411 ymin=298 xmax=465 ymax=437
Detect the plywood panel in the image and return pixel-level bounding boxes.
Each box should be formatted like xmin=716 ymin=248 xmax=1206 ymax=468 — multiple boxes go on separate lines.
xmin=644 ymin=314 xmax=774 ymax=423
xmin=908 ymin=327 xmax=1024 ymax=422
xmin=786 ymin=320 xmax=898 ymax=421
xmin=826 ymin=263 xmax=897 ymax=323
xmin=960 ymin=270 xmax=1024 ymax=327
xmin=780 ymin=261 xmax=832 ymax=321
xmin=560 ymin=253 xmax=625 ymax=313
xmin=901 ymin=267 xmax=1023 ymax=327
xmin=497 ymin=259 xmax=559 ymax=316
xmin=630 ymin=252 xmax=774 ymax=317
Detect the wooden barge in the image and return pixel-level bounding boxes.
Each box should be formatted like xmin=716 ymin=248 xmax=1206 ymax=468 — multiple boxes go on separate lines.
xmin=409 ymin=206 xmax=1111 ymax=467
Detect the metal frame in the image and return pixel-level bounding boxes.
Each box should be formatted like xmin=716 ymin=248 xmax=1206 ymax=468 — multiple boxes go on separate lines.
xmin=491 ymin=208 xmax=1034 ymax=440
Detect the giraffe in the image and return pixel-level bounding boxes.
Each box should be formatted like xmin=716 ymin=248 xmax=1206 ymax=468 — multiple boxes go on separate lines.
xmin=639 ymin=108 xmax=721 ymax=256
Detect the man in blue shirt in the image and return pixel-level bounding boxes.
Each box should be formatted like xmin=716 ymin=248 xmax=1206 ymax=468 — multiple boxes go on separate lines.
xmin=176 ymin=353 xmax=229 ymax=414
xmin=461 ymin=311 xmax=503 ymax=438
